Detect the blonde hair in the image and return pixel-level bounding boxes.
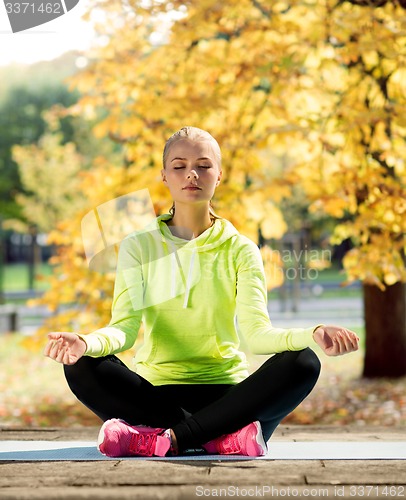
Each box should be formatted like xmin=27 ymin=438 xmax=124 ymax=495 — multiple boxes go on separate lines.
xmin=163 ymin=126 xmax=222 ymax=220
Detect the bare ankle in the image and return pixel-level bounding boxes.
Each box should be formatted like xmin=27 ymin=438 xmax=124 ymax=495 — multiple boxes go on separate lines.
xmin=170 ymin=429 xmax=178 ymax=452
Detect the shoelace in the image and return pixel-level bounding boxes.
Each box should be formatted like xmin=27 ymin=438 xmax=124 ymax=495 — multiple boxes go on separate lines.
xmin=220 ymin=433 xmax=242 ymax=454
xmin=130 ymin=431 xmax=156 ymax=455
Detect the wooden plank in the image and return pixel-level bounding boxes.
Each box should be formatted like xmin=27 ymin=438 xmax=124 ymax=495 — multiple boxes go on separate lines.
xmin=306 ymin=460 xmax=406 ymax=485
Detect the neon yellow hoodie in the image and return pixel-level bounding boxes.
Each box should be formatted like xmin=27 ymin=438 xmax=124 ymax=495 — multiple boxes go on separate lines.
xmin=79 ymin=213 xmax=317 ymax=385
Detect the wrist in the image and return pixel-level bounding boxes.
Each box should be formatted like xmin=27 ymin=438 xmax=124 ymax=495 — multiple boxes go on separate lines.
xmin=76 ymin=334 xmax=88 ymax=353
xmin=312 ymin=324 xmax=325 ymax=340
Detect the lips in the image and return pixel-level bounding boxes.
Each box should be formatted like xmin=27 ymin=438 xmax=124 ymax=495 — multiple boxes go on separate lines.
xmin=183 ymin=185 xmax=202 ymax=190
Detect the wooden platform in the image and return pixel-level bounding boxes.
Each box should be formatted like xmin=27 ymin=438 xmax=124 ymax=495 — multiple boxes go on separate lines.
xmin=1 ymin=425 xmax=405 ymax=499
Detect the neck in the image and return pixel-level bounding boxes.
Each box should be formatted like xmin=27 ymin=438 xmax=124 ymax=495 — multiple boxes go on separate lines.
xmin=167 ymin=203 xmax=213 ymax=240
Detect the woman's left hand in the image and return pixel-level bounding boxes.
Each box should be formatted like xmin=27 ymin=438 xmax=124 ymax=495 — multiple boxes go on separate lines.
xmin=313 ymin=325 xmax=360 ymax=356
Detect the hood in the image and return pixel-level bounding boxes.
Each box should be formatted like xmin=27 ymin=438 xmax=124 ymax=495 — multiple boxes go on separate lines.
xmin=143 ymin=214 xmax=239 ymax=309
xmin=156 ymin=213 xmax=239 ymax=251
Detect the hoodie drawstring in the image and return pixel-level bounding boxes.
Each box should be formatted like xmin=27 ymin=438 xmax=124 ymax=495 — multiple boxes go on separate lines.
xmin=168 ymin=240 xmax=197 ymax=309
xmin=183 ymin=249 xmax=196 ymax=309
xmin=170 ymin=252 xmax=177 ymax=299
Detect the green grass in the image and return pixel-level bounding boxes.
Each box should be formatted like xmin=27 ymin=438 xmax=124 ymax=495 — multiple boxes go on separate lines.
xmin=269 ymin=286 xmax=361 ymax=301
xmin=311 ymin=266 xmax=347 ymax=282
xmin=268 ymin=263 xmax=362 ymax=300
xmin=2 ymin=263 xmax=53 ymax=292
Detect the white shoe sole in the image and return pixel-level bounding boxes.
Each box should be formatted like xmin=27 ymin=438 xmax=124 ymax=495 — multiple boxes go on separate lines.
xmin=97 ymin=418 xmax=124 ymax=455
xmin=253 ymin=421 xmax=268 ymax=456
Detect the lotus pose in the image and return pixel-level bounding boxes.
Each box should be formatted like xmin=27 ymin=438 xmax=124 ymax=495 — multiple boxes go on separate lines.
xmin=44 ymin=127 xmax=359 ymax=458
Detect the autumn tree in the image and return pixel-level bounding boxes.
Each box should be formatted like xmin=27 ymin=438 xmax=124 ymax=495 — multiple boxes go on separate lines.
xmin=292 ymin=0 xmax=406 ymax=376
xmin=30 ymin=0 xmax=405 ymax=376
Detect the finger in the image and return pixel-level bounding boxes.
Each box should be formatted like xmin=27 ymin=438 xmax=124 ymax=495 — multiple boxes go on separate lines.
xmin=49 ymin=339 xmax=64 ymax=360
xmin=339 ymin=330 xmax=354 ymax=353
xmin=44 ymin=333 xmax=61 ymax=357
xmin=48 ymin=334 xmax=62 ymax=347
xmin=333 ymin=335 xmax=344 ymax=355
xmin=343 ymin=330 xmax=359 ymax=351
xmin=61 ymin=347 xmax=71 ymax=365
xmin=55 ymin=344 xmax=68 ymax=364
xmin=345 ymin=329 xmax=360 ymax=344
xmin=63 ymin=350 xmax=76 ymax=366
xmin=47 ymin=332 xmax=62 ymax=341
xmin=349 ymin=331 xmax=359 ymax=350
xmin=44 ymin=340 xmax=57 ymax=358
xmin=62 ymin=346 xmax=76 ymax=365
xmin=43 ymin=341 xmax=52 ymax=357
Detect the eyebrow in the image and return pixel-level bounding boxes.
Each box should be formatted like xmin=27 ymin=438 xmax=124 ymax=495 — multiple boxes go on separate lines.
xmin=170 ymin=157 xmax=213 ymax=162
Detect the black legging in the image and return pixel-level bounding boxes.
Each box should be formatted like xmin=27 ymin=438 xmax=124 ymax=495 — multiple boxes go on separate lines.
xmin=64 ymin=348 xmax=321 ymax=452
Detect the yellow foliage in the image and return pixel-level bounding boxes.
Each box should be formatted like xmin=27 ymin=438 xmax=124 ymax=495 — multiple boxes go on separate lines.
xmin=260 ymin=245 xmax=284 ymax=291
xmin=260 ymin=205 xmax=287 ymax=240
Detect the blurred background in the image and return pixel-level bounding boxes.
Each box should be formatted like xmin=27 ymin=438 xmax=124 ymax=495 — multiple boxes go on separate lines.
xmin=0 ymin=0 xmax=405 ymax=428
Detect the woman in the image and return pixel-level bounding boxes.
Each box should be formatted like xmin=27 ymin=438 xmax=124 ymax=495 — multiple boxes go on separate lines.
xmin=44 ymin=127 xmax=359 ymax=458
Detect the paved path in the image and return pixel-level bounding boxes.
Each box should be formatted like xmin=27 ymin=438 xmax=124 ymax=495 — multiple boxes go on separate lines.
xmin=269 ymin=296 xmax=364 ymax=328
xmin=1 ymin=425 xmax=404 ymax=499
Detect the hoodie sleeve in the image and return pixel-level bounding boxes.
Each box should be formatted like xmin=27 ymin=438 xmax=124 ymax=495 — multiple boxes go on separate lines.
xmin=77 ymin=236 xmax=143 ymax=357
xmin=235 ymin=239 xmax=318 ymax=354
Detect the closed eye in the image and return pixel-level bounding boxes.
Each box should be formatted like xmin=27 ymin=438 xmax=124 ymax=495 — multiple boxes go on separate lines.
xmin=173 ymin=165 xmax=211 ymax=169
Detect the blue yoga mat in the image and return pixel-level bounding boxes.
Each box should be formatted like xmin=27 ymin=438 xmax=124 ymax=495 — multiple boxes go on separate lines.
xmin=0 ymin=441 xmax=405 ymax=461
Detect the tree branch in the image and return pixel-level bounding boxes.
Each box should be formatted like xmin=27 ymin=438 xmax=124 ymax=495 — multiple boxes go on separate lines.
xmin=251 ymin=0 xmax=272 ymax=19
xmin=344 ymin=0 xmax=406 ymax=7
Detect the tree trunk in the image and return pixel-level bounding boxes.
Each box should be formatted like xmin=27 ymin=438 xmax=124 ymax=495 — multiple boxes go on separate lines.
xmin=363 ymin=282 xmax=406 ymax=378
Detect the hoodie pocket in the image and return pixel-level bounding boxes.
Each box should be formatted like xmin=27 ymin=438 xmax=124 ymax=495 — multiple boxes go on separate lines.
xmin=146 ymin=309 xmax=222 ymax=364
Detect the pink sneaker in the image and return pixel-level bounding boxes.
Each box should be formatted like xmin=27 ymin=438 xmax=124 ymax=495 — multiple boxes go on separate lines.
xmin=97 ymin=418 xmax=172 ymax=457
xmin=203 ymin=421 xmax=267 ymax=456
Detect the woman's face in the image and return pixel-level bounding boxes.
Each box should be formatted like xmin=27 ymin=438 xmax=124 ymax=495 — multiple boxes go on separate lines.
xmin=161 ymin=139 xmax=222 ymax=206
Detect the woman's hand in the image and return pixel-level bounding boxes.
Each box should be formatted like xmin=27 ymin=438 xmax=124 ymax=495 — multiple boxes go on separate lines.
xmin=313 ymin=325 xmax=360 ymax=356
xmin=44 ymin=332 xmax=87 ymax=365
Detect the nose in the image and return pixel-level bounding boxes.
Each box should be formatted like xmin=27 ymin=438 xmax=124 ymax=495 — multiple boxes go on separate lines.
xmin=187 ymin=169 xmax=198 ymax=179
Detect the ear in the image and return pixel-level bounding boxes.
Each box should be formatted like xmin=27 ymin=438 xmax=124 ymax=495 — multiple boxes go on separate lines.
xmin=161 ymin=169 xmax=167 ymax=183
xmin=216 ymin=169 xmax=223 ymax=186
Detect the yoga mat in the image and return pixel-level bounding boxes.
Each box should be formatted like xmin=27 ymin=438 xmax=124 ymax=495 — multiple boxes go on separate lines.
xmin=1 ymin=441 xmax=405 ymax=461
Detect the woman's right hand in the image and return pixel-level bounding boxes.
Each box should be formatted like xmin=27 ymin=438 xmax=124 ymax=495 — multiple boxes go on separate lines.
xmin=44 ymin=332 xmax=87 ymax=365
